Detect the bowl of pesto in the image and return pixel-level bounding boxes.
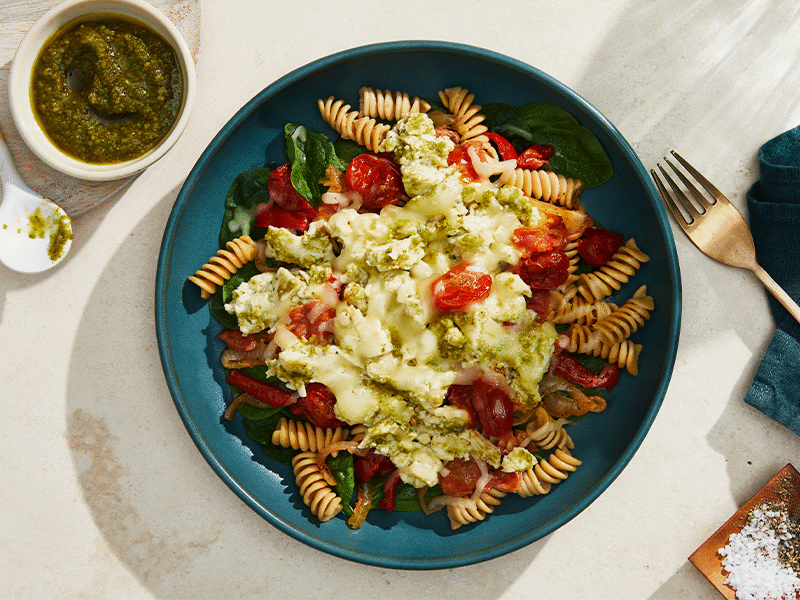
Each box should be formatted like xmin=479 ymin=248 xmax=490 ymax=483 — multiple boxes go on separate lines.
xmin=8 ymin=0 xmax=196 ymax=181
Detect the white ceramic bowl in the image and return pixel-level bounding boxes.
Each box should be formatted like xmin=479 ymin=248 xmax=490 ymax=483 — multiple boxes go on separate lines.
xmin=8 ymin=0 xmax=196 ymax=181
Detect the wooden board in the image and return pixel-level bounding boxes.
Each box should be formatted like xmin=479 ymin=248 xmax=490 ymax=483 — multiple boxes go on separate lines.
xmin=689 ymin=464 xmax=800 ymax=599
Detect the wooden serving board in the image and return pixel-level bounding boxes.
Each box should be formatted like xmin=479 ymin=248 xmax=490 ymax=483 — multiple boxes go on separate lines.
xmin=0 ymin=0 xmax=203 ymax=216
xmin=689 ymin=464 xmax=800 ymax=599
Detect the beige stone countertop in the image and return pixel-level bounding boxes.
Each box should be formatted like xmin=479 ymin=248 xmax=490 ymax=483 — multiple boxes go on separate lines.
xmin=2 ymin=1 xmax=800 ymax=598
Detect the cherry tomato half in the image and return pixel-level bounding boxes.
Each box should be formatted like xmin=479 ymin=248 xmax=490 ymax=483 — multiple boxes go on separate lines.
xmin=289 ymin=383 xmax=345 ymax=429
xmin=513 ymin=219 xmax=568 ymax=255
xmin=439 ymin=457 xmax=482 ymax=497
xmin=354 ymin=450 xmax=395 ymax=483
xmin=345 ymin=154 xmax=404 ymax=209
xmin=253 ymin=202 xmax=315 ymax=231
xmin=577 ymin=227 xmax=624 ymax=267
xmin=470 ymin=378 xmax=514 ymax=438
xmin=514 ymin=250 xmax=570 ymax=290
xmin=268 ymin=162 xmax=308 ymax=211
xmin=431 ymin=264 xmax=493 ymax=312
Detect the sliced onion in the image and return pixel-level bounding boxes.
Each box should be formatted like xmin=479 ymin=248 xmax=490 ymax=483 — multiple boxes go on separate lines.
xmin=426 ymin=494 xmax=476 ymax=513
xmin=348 ymin=480 xmax=374 ymax=530
xmin=471 ymin=456 xmax=491 ymax=502
xmin=453 ymin=364 xmax=482 ymax=385
xmin=316 ymin=283 xmax=340 ymax=309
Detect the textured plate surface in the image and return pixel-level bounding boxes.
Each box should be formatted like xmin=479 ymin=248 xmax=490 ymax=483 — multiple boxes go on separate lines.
xmin=156 ymin=41 xmax=681 ymax=569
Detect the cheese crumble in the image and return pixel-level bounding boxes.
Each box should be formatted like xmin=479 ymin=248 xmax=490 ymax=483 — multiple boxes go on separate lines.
xmin=225 ymin=113 xmax=557 ymax=487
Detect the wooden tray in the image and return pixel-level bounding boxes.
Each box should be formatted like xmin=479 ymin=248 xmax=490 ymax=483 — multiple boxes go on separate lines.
xmin=689 ymin=464 xmax=800 ymax=599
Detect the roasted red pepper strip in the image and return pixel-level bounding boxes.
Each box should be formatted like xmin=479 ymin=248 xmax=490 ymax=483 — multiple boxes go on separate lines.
xmin=378 ymin=469 xmax=402 ymax=512
xmin=226 ymin=371 xmax=295 ymax=407
xmin=517 ymin=144 xmax=554 ymax=170
xmin=483 ymin=132 xmax=518 ymax=161
xmin=551 ymin=353 xmax=621 ymax=391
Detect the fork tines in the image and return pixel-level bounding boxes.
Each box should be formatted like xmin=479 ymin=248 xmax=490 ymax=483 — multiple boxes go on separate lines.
xmin=651 ymin=150 xmax=729 ymax=227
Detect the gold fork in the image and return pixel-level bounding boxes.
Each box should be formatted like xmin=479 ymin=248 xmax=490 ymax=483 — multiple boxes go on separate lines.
xmin=651 ymin=150 xmax=800 ymax=325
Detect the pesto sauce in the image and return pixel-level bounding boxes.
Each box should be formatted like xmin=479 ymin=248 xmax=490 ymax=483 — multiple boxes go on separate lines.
xmin=28 ymin=207 xmax=74 ymax=261
xmin=31 ymin=17 xmax=183 ymax=164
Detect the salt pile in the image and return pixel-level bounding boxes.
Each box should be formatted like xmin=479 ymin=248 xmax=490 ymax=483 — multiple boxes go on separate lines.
xmin=718 ymin=504 xmax=800 ymax=600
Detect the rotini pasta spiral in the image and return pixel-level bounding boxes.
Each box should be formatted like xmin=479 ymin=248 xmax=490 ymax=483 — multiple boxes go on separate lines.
xmin=271 ymin=418 xmax=347 ymax=454
xmin=318 ymin=96 xmax=358 ymax=135
xmin=447 ymin=487 xmax=507 ymax=530
xmin=292 ymin=451 xmax=343 ymax=522
xmin=318 ymin=96 xmax=391 ymax=152
xmin=591 ymin=285 xmax=654 ymax=346
xmin=188 ymin=235 xmax=258 ymax=299
xmin=561 ymin=325 xmax=642 ymax=375
xmin=525 ymin=407 xmax=575 ymax=451
xmin=502 ymin=167 xmax=584 ymax=207
xmin=358 ymin=87 xmax=431 ymax=121
xmin=551 ymin=292 xmax=616 ymax=325
xmin=438 ymin=87 xmax=489 ymax=142
xmin=559 ymin=233 xmax=582 ymax=288
xmin=576 ymin=238 xmax=650 ymax=303
xmin=515 ymin=448 xmax=581 ymax=498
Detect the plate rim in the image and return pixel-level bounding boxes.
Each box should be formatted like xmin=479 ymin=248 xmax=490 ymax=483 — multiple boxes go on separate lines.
xmin=155 ymin=40 xmax=682 ymax=569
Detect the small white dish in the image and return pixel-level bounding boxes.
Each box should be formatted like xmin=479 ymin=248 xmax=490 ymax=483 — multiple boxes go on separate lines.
xmin=8 ymin=0 xmax=196 ymax=181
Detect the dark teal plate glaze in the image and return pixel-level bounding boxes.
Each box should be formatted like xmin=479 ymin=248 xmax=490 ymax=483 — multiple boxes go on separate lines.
xmin=156 ymin=41 xmax=681 ymax=569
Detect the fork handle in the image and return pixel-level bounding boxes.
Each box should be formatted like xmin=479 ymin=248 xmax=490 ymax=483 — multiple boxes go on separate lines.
xmin=751 ymin=264 xmax=800 ymax=326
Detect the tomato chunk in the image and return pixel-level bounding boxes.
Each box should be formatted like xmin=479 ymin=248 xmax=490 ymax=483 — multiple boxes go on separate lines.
xmin=284 ymin=301 xmax=334 ymax=343
xmin=354 ymin=450 xmax=395 ymax=483
xmin=577 ymin=227 xmax=624 ymax=267
xmin=446 ymin=384 xmax=478 ymax=427
xmin=218 ymin=329 xmax=260 ymax=351
xmin=514 ymin=250 xmax=570 ymax=290
xmin=513 ymin=219 xmax=568 ymax=255
xmin=447 ymin=141 xmax=486 ymax=181
xmin=254 ymin=201 xmax=315 ymax=231
xmin=432 ymin=264 xmax=492 ymax=312
xmin=345 ymin=154 xmax=404 ymax=209
xmin=289 ymin=383 xmax=345 ymax=428
xmin=267 ymin=162 xmax=308 ymax=211
xmin=439 ymin=457 xmax=482 ymax=497
xmin=470 ymin=378 xmax=514 ymax=438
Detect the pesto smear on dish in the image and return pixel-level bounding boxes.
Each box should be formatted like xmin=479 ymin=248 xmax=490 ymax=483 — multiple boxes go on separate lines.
xmin=28 ymin=206 xmax=73 ymax=262
xmin=225 ymin=113 xmax=558 ymax=488
xmin=31 ymin=17 xmax=183 ymax=164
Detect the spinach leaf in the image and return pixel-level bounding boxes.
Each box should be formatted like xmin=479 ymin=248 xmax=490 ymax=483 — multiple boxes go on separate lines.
xmin=333 ymin=138 xmax=366 ymax=165
xmin=240 ymin=405 xmax=295 ymax=465
xmin=285 ymin=124 xmax=347 ymax=206
xmin=327 ymin=452 xmax=356 ymax=517
xmin=208 ymin=261 xmax=261 ymax=329
xmin=370 ymin=480 xmax=442 ymax=512
xmin=220 ymin=167 xmax=271 ymax=246
xmin=482 ymin=102 xmax=613 ymax=188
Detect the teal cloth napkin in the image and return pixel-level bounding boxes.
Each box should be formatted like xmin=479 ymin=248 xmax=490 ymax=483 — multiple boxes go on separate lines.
xmin=744 ymin=125 xmax=800 ymax=435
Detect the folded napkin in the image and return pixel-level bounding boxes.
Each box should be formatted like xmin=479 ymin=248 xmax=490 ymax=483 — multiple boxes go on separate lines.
xmin=744 ymin=125 xmax=800 ymax=435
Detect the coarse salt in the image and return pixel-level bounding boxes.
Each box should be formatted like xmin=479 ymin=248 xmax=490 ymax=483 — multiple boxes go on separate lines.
xmin=718 ymin=505 xmax=800 ymax=600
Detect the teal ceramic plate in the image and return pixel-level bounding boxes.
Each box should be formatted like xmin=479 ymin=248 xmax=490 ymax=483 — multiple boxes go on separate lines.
xmin=156 ymin=41 xmax=681 ymax=569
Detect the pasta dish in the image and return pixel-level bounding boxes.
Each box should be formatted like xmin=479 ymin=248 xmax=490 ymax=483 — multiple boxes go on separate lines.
xmin=188 ymin=86 xmax=654 ymax=530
